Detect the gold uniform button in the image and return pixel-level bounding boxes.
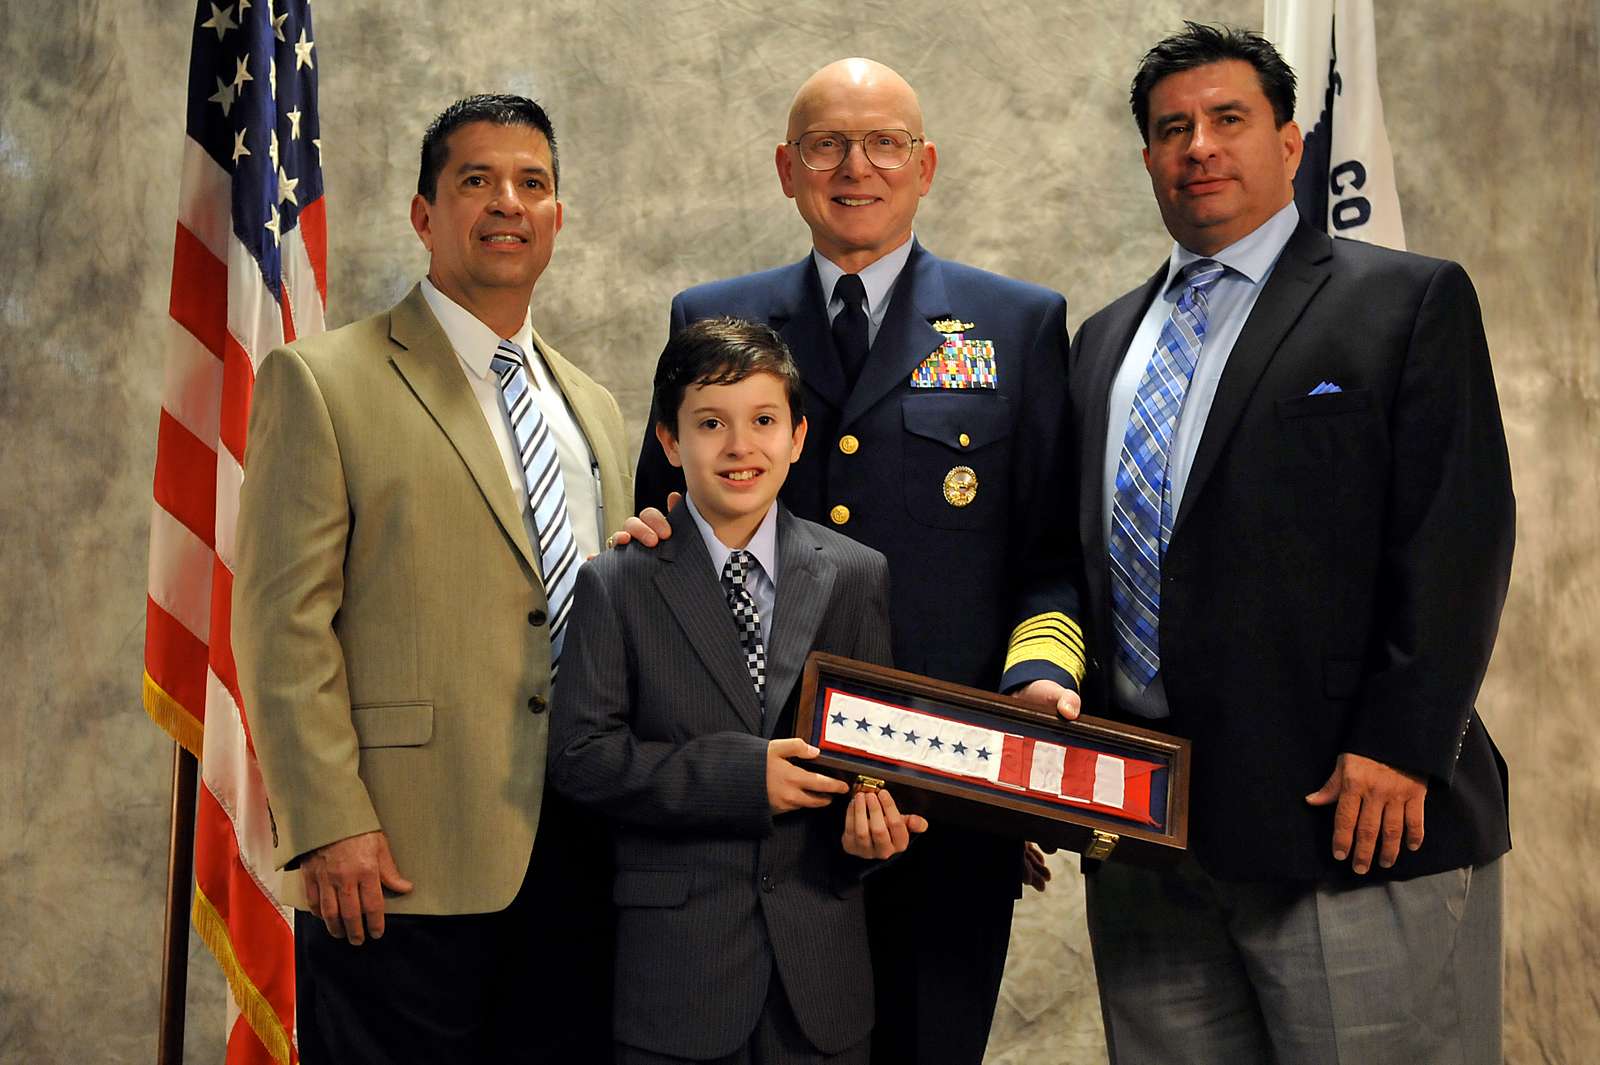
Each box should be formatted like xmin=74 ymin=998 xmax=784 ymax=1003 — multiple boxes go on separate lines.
xmin=839 ymin=434 xmax=860 ymax=455
xmin=958 ymin=432 xmax=971 ymax=448
xmin=830 ymin=504 xmax=851 ymax=525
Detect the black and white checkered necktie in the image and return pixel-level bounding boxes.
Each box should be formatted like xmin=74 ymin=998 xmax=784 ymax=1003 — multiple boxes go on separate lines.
xmin=720 ymin=550 xmax=767 ymax=709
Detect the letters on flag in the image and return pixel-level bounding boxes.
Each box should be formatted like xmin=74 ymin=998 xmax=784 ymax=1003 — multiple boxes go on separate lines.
xmin=1265 ymin=0 xmax=1407 ymax=249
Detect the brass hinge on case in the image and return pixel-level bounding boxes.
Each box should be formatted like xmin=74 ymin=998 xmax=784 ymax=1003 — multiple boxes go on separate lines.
xmin=1085 ymin=829 xmax=1120 ymax=860
xmin=855 ymin=775 xmax=886 ymax=793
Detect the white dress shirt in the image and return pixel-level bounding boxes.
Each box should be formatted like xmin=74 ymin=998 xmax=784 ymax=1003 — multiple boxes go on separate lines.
xmin=813 ymin=236 xmax=916 ymax=348
xmin=685 ymin=494 xmax=779 ymax=647
xmin=420 ymin=279 xmax=602 ymax=559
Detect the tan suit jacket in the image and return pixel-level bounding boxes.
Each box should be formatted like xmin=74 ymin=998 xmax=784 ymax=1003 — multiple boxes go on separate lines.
xmin=234 ymin=284 xmax=633 ymax=915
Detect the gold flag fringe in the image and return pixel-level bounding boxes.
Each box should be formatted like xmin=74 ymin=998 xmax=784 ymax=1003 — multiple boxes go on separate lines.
xmin=142 ymin=671 xmax=204 ymax=758
xmin=192 ymin=882 xmax=295 ymax=1065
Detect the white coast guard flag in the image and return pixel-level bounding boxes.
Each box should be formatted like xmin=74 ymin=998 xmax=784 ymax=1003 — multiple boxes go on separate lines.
xmin=1265 ymin=0 xmax=1406 ymax=249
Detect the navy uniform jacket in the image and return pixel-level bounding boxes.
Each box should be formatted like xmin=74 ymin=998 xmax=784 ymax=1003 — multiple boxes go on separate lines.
xmin=636 ymin=240 xmax=1086 ymax=698
xmin=1068 ymin=224 xmax=1513 ymax=882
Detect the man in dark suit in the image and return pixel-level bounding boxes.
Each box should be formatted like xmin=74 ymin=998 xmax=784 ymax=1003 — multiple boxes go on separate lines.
xmin=1066 ymin=24 xmax=1514 ymax=1064
xmin=551 ymin=318 xmax=922 ymax=1063
xmin=628 ymin=58 xmax=1088 ymax=1064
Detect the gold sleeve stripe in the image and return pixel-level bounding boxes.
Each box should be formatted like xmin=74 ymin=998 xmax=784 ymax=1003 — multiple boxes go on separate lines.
xmin=1009 ymin=615 xmax=1086 ymax=654
xmin=1005 ymin=612 xmax=1087 ymax=684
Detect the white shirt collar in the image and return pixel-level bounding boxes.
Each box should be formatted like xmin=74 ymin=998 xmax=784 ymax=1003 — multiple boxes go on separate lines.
xmin=419 ymin=277 xmax=534 ymax=378
xmin=1165 ymin=201 xmax=1301 ymax=290
xmin=812 ymin=236 xmax=915 ymax=326
xmin=685 ymin=494 xmax=780 ymax=588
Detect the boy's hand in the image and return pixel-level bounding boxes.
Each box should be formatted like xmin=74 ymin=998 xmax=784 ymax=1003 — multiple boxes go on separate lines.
xmin=606 ymin=492 xmax=681 ymax=549
xmin=767 ymin=738 xmax=850 ymax=813
xmin=842 ymin=787 xmax=929 ymax=859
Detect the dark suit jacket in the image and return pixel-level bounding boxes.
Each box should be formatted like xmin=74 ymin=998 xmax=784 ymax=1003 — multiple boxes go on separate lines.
xmin=636 ymin=240 xmax=1085 ymax=701
xmin=1069 ymin=223 xmax=1514 ymax=882
xmin=547 ymin=502 xmax=891 ymax=1059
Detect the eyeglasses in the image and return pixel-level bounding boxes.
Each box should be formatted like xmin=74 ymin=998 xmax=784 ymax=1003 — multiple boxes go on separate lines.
xmin=788 ymin=129 xmax=924 ymax=171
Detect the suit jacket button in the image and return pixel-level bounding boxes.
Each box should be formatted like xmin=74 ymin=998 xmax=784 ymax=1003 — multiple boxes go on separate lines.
xmin=528 ymin=609 xmax=547 ymax=626
xmin=830 ymin=504 xmax=851 ymax=525
xmin=528 ymin=694 xmax=547 ymax=714
xmin=839 ymin=434 xmax=860 ymax=455
xmin=761 ymin=873 xmax=775 ymax=893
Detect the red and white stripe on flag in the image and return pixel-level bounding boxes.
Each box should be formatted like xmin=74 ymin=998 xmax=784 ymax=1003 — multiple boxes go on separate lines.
xmin=144 ymin=2 xmax=326 ymax=1061
xmin=818 ymin=691 xmax=1162 ymax=826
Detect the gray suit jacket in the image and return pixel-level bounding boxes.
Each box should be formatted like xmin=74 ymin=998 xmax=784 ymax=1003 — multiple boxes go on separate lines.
xmin=548 ymin=501 xmax=891 ymax=1058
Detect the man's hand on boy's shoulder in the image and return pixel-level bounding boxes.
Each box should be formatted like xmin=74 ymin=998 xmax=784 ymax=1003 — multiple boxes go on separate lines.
xmin=842 ymin=786 xmax=929 ymax=860
xmin=605 ymin=492 xmax=681 ymax=549
xmin=767 ymin=738 xmax=850 ymax=814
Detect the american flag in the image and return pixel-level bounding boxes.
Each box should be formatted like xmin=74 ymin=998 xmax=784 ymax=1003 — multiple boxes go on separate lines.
xmin=145 ymin=1 xmax=325 ymax=1061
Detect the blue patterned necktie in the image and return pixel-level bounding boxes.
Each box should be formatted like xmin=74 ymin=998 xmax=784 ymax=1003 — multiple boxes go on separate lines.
xmin=490 ymin=339 xmax=579 ymax=676
xmin=721 ymin=549 xmax=767 ymax=712
xmin=1109 ymin=258 xmax=1227 ymax=690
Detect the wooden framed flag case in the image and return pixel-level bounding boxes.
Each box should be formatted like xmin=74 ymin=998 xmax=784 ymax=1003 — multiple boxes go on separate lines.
xmin=794 ymin=653 xmax=1190 ymax=865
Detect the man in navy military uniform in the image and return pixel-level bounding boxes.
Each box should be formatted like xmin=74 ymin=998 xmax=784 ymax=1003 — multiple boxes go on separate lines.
xmin=628 ymin=57 xmax=1086 ymax=1065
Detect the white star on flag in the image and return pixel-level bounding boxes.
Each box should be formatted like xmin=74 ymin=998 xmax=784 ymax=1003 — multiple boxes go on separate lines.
xmin=294 ymin=28 xmax=314 ymax=70
xmin=232 ymin=128 xmax=250 ymax=163
xmin=208 ymin=76 xmax=235 ymax=116
xmin=263 ymin=210 xmax=281 ymax=245
xmin=271 ymin=7 xmax=288 ymax=40
xmin=231 ymin=53 xmax=253 ymax=92
xmin=286 ymin=106 xmax=302 ymax=139
xmin=277 ymin=166 xmax=298 ymax=205
xmin=201 ymin=2 xmax=237 ymax=40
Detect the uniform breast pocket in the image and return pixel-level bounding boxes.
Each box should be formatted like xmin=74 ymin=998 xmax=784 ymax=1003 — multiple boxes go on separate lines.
xmin=901 ymin=393 xmax=1012 ymax=530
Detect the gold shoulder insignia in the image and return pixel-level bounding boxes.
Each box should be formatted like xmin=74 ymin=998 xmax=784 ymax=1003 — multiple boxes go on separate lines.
xmin=932 ymin=318 xmax=976 ymax=334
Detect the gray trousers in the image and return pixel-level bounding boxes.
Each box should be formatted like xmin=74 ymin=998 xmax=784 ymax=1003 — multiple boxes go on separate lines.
xmin=1085 ymin=855 xmax=1503 ymax=1065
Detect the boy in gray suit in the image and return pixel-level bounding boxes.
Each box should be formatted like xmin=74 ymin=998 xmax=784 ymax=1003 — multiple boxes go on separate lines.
xmin=549 ymin=318 xmax=926 ymax=1064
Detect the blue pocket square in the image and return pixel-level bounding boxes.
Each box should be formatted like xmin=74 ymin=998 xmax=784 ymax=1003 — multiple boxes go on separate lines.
xmin=1308 ymin=381 xmax=1343 ymax=395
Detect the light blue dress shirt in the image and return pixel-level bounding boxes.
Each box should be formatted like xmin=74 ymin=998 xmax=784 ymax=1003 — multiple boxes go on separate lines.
xmin=685 ymin=494 xmax=780 ymax=646
xmin=812 ymin=237 xmax=915 ymax=348
xmin=1103 ymin=202 xmax=1301 ymax=718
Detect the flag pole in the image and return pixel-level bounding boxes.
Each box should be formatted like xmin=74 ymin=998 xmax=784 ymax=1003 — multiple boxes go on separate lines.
xmin=157 ymin=742 xmax=199 ymax=1065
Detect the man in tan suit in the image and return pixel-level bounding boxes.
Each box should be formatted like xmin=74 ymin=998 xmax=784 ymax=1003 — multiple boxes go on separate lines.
xmin=234 ymin=94 xmax=633 ymax=1064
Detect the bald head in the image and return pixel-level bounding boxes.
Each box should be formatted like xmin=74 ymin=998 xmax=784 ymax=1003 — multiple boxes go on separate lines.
xmin=775 ymin=56 xmax=937 ymax=273
xmin=786 ymin=58 xmax=926 ymax=140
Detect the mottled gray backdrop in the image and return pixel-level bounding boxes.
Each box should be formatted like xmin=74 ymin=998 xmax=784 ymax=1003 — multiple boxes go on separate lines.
xmin=2 ymin=1 xmax=1596 ymax=1062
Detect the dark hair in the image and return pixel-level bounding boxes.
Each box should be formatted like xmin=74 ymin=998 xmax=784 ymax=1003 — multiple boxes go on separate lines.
xmin=652 ymin=318 xmax=805 ymax=436
xmin=1130 ymin=22 xmax=1297 ymax=145
xmin=417 ymin=94 xmax=560 ymax=201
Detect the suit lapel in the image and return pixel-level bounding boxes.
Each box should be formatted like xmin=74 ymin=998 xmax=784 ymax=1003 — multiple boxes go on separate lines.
xmin=842 ymin=240 xmax=949 ymax=427
xmin=762 ymin=507 xmax=837 ymax=736
xmin=530 ymin=326 xmax=625 ymax=532
xmin=771 ymin=258 xmax=849 ymax=414
xmin=653 ymin=502 xmax=765 ymax=733
xmin=1173 ymin=225 xmax=1333 ymax=533
xmin=1080 ymin=271 xmax=1167 ymax=672
xmin=1081 ymin=269 xmax=1168 ymax=559
xmin=387 ymin=286 xmax=539 ymax=577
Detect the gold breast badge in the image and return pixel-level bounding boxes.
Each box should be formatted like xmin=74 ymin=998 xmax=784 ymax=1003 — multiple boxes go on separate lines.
xmin=943 ymin=466 xmax=978 ymax=507
xmin=932 ymin=318 xmax=977 ymax=334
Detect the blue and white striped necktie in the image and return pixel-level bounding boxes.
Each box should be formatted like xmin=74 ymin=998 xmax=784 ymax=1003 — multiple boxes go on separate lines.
xmin=490 ymin=339 xmax=579 ymax=674
xmin=1108 ymin=258 xmax=1226 ymax=690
